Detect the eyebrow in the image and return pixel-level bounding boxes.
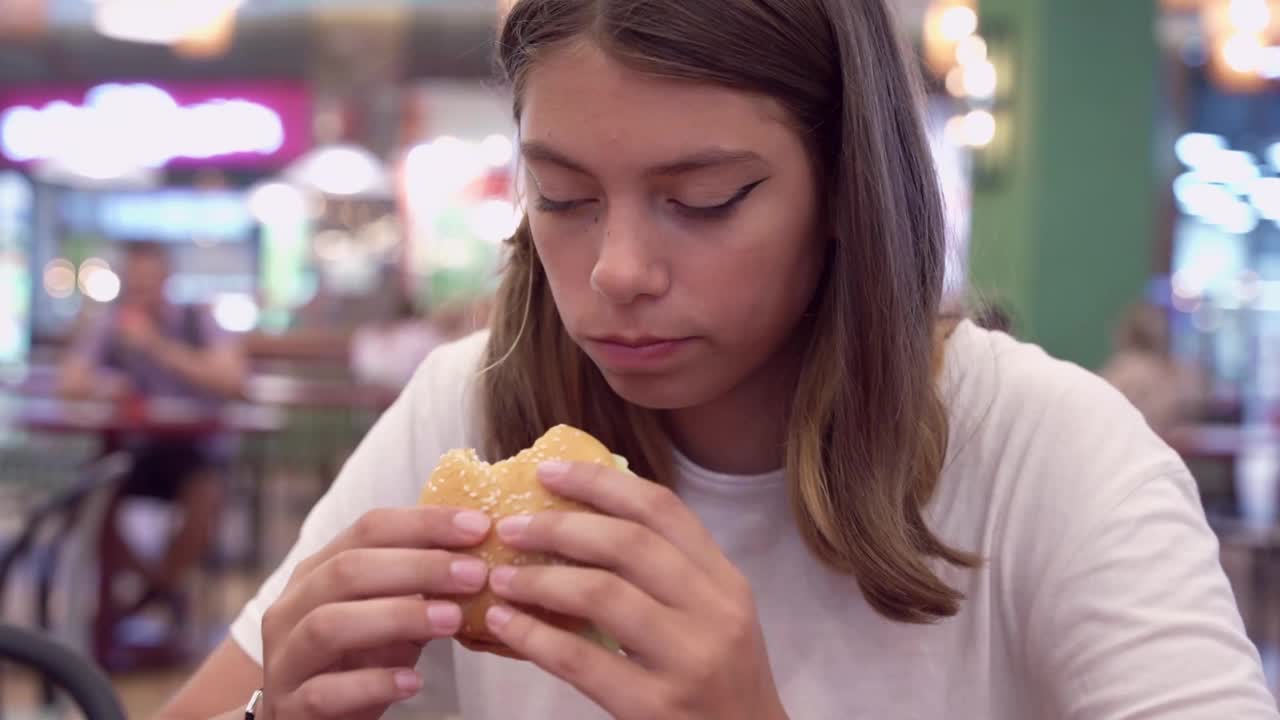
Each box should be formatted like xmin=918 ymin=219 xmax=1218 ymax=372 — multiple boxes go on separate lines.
xmin=520 ymin=141 xmax=766 ymax=178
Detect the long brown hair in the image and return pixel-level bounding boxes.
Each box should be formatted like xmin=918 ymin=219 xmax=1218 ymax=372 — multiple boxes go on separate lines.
xmin=482 ymin=0 xmax=979 ymax=623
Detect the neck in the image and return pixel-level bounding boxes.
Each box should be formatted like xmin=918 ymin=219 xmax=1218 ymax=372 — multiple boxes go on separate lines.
xmin=662 ymin=336 xmax=806 ymax=476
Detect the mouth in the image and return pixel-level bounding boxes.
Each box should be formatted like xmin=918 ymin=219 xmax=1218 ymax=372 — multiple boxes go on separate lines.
xmin=582 ymin=335 xmax=696 ymax=371
xmin=591 ymin=335 xmax=690 ymax=348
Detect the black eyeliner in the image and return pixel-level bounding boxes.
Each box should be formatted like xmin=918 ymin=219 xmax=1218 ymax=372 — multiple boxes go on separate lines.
xmin=677 ymin=178 xmax=768 ymax=220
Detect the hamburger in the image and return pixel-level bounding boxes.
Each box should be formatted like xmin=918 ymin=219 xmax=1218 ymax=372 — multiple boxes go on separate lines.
xmin=420 ymin=424 xmax=629 ymax=657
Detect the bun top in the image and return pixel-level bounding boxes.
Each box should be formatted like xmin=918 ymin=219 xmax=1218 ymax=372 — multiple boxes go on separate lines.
xmin=419 ymin=424 xmax=618 ymax=563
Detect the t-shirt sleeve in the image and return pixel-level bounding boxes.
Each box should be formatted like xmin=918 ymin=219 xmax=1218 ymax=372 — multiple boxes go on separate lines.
xmin=226 ymin=378 xmax=421 ymax=664
xmin=1024 ymin=461 xmax=1278 ymax=718
xmin=226 ymin=336 xmax=486 ymax=714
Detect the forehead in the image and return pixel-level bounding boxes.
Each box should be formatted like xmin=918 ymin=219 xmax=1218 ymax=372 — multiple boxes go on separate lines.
xmin=519 ymin=41 xmax=797 ymax=171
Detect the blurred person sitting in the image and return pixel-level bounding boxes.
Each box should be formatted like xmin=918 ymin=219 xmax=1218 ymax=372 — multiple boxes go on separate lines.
xmin=58 ymin=241 xmax=246 ymax=659
xmin=351 ymin=291 xmax=497 ymax=391
xmin=350 ymin=293 xmax=448 ymax=391
xmin=1100 ymin=302 xmax=1206 ymax=437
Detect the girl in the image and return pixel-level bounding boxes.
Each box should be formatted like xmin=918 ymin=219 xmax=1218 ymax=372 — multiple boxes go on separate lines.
xmin=160 ymin=1 xmax=1278 ymax=718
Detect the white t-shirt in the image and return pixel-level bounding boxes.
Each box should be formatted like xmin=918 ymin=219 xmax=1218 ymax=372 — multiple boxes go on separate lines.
xmin=230 ymin=322 xmax=1278 ymax=719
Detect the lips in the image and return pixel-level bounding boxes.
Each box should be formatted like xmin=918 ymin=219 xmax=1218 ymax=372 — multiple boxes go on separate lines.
xmin=582 ymin=335 xmax=695 ymax=372
xmin=593 ymin=335 xmax=684 ymax=348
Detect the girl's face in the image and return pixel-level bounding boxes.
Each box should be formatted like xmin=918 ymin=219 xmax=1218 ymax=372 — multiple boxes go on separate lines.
xmin=522 ymin=42 xmax=825 ymax=411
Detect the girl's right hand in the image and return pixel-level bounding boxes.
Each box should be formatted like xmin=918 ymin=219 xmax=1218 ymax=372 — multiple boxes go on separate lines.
xmin=260 ymin=505 xmax=492 ymax=719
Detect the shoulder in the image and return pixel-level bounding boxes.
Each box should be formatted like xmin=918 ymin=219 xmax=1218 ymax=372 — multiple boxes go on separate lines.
xmin=942 ymin=320 xmax=1175 ymax=466
xmin=407 ymin=330 xmax=491 ymax=405
xmin=401 ymin=330 xmax=492 ymax=467
xmin=932 ymin=322 xmax=1189 ymax=553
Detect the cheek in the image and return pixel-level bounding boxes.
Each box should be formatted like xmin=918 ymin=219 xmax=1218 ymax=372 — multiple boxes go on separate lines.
xmin=689 ymin=212 xmax=823 ymax=334
xmin=530 ymin=218 xmax=597 ymax=303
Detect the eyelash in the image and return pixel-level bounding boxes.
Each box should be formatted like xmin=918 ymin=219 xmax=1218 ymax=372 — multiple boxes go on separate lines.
xmin=535 ymin=196 xmax=590 ymax=213
xmin=534 ymin=179 xmax=767 ymax=220
xmin=672 ymin=179 xmax=766 ymax=221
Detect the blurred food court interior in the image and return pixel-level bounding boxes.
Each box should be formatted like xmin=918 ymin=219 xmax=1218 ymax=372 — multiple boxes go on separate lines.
xmin=0 ymin=0 xmax=1279 ymax=716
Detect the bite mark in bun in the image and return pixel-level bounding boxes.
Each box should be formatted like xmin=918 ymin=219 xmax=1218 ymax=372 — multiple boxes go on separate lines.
xmin=420 ymin=424 xmax=627 ymax=658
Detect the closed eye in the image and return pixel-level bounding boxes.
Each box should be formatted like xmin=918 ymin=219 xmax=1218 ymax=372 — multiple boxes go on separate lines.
xmin=672 ymin=179 xmax=767 ymax=220
xmin=535 ymin=196 xmax=596 ymax=213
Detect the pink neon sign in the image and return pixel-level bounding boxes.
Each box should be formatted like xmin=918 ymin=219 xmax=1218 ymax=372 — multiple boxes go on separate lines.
xmin=0 ymin=81 xmax=312 ymax=170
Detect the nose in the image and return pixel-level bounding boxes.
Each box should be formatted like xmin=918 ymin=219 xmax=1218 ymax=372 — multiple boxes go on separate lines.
xmin=590 ymin=207 xmax=669 ymax=305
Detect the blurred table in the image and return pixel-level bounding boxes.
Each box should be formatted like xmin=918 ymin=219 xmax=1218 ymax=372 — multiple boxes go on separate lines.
xmin=1165 ymin=424 xmax=1280 ymax=462
xmin=4 ymin=396 xmax=285 ymax=437
xmin=1 ymin=395 xmax=286 ymax=571
xmin=1 ymin=364 xmax=396 ymax=411
xmin=1170 ymin=424 xmax=1280 ymax=640
xmin=1209 ymin=514 xmax=1280 ymax=641
xmin=246 ymin=374 xmax=396 ymax=411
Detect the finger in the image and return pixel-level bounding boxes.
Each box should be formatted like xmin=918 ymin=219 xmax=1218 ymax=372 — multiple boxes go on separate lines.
xmin=289 ymin=506 xmax=491 ymax=583
xmin=278 ymin=666 xmax=422 ymax=719
xmin=489 ymin=564 xmax=686 ymax=667
xmin=496 ymin=511 xmax=715 ymax=609
xmin=276 ymin=597 xmax=462 ymax=688
xmin=274 ymin=547 xmax=488 ymax=627
xmin=537 ymin=462 xmax=733 ymax=580
xmin=484 ymin=603 xmax=664 ymax=719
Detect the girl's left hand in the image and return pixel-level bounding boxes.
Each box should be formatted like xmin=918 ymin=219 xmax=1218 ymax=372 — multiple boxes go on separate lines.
xmin=484 ymin=461 xmax=790 ymax=720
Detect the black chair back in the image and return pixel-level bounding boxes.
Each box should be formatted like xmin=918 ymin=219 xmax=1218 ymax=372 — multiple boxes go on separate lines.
xmin=0 ymin=623 xmax=126 ymax=720
xmin=0 ymin=452 xmax=131 ymax=710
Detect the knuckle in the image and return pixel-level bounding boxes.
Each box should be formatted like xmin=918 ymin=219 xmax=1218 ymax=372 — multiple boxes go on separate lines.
xmin=399 ymin=598 xmax=433 ymax=637
xmin=721 ymin=568 xmax=755 ymax=608
xmin=417 ymin=549 xmax=451 ymax=585
xmin=295 ymin=682 xmax=330 ymax=718
xmin=548 ymin=637 xmax=594 ymax=680
xmin=287 ymin=554 xmax=318 ymax=586
xmin=534 ymin=512 xmax=565 ymax=542
xmin=350 ymin=510 xmax=384 ymax=545
xmin=327 ymin=550 xmax=362 ymax=587
xmin=641 ymin=485 xmax=680 ymax=523
xmin=261 ymin=604 xmax=283 ymax=638
xmin=301 ymin=606 xmax=340 ymax=647
xmin=649 ymin=685 xmax=689 ymax=718
xmin=717 ymin=600 xmax=757 ymax=652
xmin=620 ymin=523 xmax=655 ymax=556
xmin=503 ymin=610 xmax=537 ymax=649
xmin=579 ymin=571 xmax=621 ymax=609
xmin=582 ymin=461 xmax=610 ymax=485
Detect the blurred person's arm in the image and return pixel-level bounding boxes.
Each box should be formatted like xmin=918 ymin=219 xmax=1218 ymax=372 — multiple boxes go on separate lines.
xmin=138 ymin=334 xmax=247 ymax=399
xmin=125 ymin=306 xmax=248 ymax=399
xmin=151 ymin=639 xmax=261 ymax=719
xmin=57 ymin=310 xmax=127 ymax=398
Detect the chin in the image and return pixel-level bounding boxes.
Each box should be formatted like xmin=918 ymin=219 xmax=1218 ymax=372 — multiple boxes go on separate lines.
xmin=595 ymin=367 xmax=719 ymax=411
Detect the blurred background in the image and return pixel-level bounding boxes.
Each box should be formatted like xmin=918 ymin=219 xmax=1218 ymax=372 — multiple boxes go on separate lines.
xmin=0 ymin=0 xmax=1277 ymax=716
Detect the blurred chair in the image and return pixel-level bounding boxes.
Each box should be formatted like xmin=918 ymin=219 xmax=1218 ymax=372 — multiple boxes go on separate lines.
xmin=0 ymin=452 xmax=130 ymax=707
xmin=0 ymin=623 xmax=126 ymax=720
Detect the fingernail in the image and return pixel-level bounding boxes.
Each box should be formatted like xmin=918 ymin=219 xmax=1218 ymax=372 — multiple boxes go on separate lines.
xmin=489 ymin=565 xmax=517 ymax=593
xmin=538 ymin=461 xmax=572 ymax=482
xmin=393 ymin=669 xmax=422 ymax=695
xmin=450 ymin=559 xmax=488 ymax=590
xmin=453 ymin=510 xmax=491 ymax=536
xmin=427 ymin=603 xmax=462 ymax=633
xmin=487 ymin=604 xmax=515 ymax=631
xmin=497 ymin=515 xmax=532 ymax=542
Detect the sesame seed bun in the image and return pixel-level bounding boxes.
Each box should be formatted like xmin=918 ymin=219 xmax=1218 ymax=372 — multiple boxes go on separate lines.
xmin=419 ymin=424 xmax=619 ymax=658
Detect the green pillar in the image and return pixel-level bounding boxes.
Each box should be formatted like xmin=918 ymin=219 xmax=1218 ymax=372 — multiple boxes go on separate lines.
xmin=968 ymin=0 xmax=1158 ymax=369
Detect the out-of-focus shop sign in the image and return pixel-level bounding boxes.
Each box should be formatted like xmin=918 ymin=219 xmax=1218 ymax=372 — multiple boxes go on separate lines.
xmin=0 ymin=81 xmax=311 ymax=173
xmin=0 ymin=0 xmax=47 ymax=40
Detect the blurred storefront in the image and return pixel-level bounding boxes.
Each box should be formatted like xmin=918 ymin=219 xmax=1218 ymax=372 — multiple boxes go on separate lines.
xmin=0 ymin=1 xmax=515 ymax=369
xmin=1159 ymin=1 xmax=1280 ymax=423
xmin=0 ymin=80 xmax=311 ymax=347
